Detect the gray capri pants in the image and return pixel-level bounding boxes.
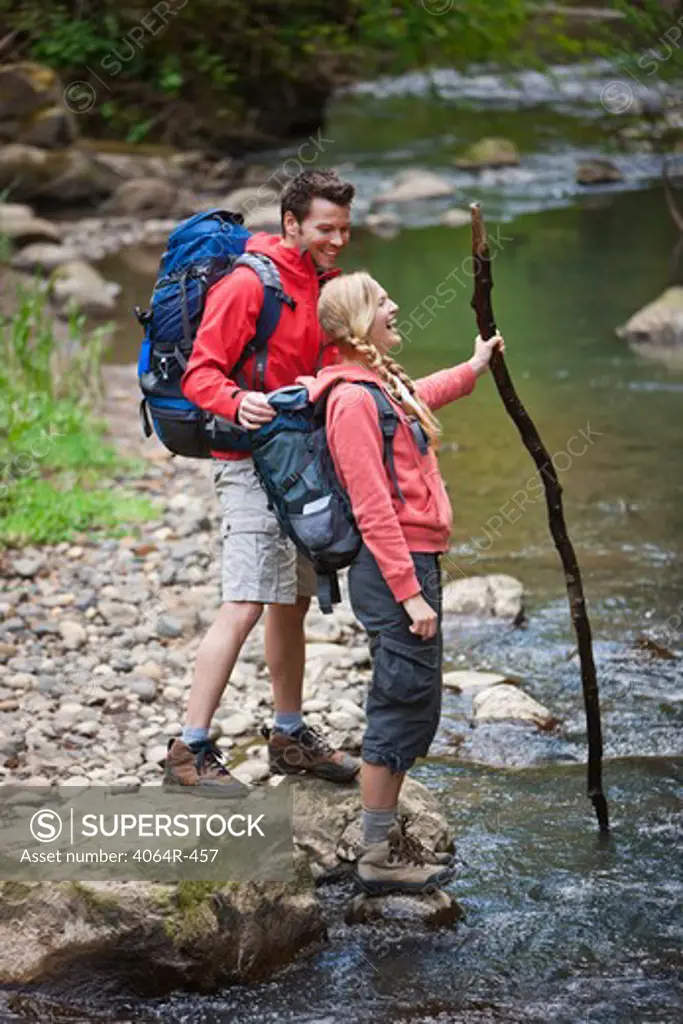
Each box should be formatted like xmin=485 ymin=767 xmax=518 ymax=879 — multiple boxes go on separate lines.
xmin=348 ymin=545 xmax=443 ymax=774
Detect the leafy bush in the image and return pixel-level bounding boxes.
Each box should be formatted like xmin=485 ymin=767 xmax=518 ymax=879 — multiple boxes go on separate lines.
xmin=0 ymin=282 xmax=155 ymax=547
xmin=0 ymin=2 xmax=678 ymax=148
xmin=0 ymin=0 xmax=539 ymax=148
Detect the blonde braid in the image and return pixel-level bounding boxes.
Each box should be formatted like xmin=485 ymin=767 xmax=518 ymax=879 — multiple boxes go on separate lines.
xmin=382 ymin=352 xmax=442 ymax=442
xmin=339 ymin=334 xmax=441 ymax=445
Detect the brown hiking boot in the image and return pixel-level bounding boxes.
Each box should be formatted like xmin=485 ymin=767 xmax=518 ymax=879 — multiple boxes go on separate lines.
xmin=356 ymin=820 xmax=454 ymax=896
xmin=265 ymin=724 xmax=360 ymax=784
xmin=163 ymin=738 xmax=248 ymax=795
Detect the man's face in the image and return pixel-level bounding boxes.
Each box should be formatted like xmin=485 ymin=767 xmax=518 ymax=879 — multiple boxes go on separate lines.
xmin=285 ymin=197 xmax=351 ymax=271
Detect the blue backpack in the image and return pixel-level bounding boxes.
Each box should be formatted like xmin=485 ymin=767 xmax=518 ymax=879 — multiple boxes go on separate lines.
xmin=250 ymin=380 xmax=406 ymax=612
xmin=136 ymin=209 xmax=294 ymax=458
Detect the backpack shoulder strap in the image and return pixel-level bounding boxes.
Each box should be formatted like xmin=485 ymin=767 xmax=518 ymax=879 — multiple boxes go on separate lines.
xmin=357 ymin=382 xmax=406 ymax=504
xmin=314 ymin=379 xmax=406 ymax=503
xmin=230 ymin=253 xmax=296 ymax=390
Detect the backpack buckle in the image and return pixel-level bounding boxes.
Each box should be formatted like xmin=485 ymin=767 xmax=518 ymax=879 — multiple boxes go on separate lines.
xmin=133 ymin=305 xmax=151 ymax=326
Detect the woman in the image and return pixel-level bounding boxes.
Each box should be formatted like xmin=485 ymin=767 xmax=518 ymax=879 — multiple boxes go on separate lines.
xmin=308 ymin=271 xmax=503 ymax=896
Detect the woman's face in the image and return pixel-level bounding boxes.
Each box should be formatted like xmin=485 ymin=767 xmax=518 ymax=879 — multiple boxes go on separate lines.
xmin=368 ymin=283 xmax=400 ymax=353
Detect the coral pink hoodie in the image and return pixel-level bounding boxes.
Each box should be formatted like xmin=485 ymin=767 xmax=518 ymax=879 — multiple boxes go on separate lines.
xmin=301 ymin=361 xmax=477 ymax=604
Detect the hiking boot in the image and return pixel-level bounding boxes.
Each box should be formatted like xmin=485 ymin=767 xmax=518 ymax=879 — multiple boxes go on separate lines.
xmin=356 ymin=820 xmax=454 ymax=896
xmin=265 ymin=724 xmax=360 ymax=784
xmin=395 ymin=814 xmax=455 ymax=866
xmin=163 ymin=738 xmax=248 ymax=795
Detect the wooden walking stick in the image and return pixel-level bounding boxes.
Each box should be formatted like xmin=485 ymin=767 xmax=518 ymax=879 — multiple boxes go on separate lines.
xmin=469 ymin=202 xmax=609 ymax=833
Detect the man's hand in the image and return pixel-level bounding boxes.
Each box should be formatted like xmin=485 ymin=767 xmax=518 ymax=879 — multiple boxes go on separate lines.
xmin=402 ymin=592 xmax=438 ymax=640
xmin=237 ymin=392 xmax=277 ymax=430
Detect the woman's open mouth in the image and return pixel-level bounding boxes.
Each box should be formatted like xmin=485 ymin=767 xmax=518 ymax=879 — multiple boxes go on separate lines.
xmin=387 ymin=314 xmax=400 ymax=338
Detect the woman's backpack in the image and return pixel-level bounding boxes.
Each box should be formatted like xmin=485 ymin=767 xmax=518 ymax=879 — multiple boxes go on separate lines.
xmin=135 ymin=209 xmax=293 ymax=458
xmin=250 ymin=381 xmax=404 ymax=612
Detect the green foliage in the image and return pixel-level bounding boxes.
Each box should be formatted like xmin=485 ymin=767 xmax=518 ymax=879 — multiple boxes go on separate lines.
xmin=0 ymin=478 xmax=154 ymax=547
xmin=532 ymin=1 xmax=683 ymax=80
xmin=1 ymin=1 xmax=681 ymax=148
xmin=611 ymin=0 xmax=683 ymax=82
xmin=0 ymin=283 xmax=155 ymax=548
xmin=0 ymin=0 xmax=539 ymax=148
xmin=355 ymin=0 xmax=532 ymax=72
xmin=1 ymin=1 xmax=123 ymax=68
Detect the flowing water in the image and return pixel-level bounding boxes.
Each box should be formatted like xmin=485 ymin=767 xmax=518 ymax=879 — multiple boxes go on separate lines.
xmin=4 ymin=64 xmax=683 ymax=1023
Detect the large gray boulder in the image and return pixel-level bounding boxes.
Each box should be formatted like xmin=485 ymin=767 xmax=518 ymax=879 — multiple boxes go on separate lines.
xmin=472 ymin=683 xmax=558 ymax=730
xmin=292 ymin=775 xmax=453 ymax=876
xmin=223 ymin=184 xmax=280 ymax=215
xmin=0 ymin=63 xmax=77 ymax=148
xmin=346 ymin=887 xmax=462 ymax=928
xmin=244 ymin=203 xmax=281 ymax=232
xmin=442 ymin=574 xmax=524 ymax=621
xmin=440 ymin=207 xmax=470 ymax=228
xmin=0 ymin=775 xmax=452 ymax=995
xmin=0 ymin=878 xmax=325 ymax=995
xmin=616 ymin=287 xmax=683 ymax=365
xmin=0 ymin=144 xmax=118 ymax=204
xmin=0 ymin=202 xmax=61 ymax=245
xmin=105 ymin=177 xmax=178 ymax=216
xmin=49 ymin=260 xmax=120 ymax=315
xmin=10 ymin=242 xmax=78 ymax=272
xmin=373 ymin=169 xmax=455 ymax=205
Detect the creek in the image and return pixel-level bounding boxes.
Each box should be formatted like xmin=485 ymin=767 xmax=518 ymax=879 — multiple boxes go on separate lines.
xmin=4 ymin=62 xmax=682 ymax=1024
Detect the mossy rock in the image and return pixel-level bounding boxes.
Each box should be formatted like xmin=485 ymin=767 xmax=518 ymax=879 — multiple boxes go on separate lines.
xmin=576 ymin=158 xmax=624 ymax=185
xmin=455 ymin=137 xmax=520 ymax=170
xmin=0 ymin=879 xmax=325 ymax=996
xmin=0 ymin=62 xmax=77 ymax=148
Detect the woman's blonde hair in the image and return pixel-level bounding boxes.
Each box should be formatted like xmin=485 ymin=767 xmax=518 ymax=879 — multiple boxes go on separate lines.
xmin=318 ymin=271 xmax=441 ymax=444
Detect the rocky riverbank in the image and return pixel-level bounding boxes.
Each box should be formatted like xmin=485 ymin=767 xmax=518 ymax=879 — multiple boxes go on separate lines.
xmin=0 ymin=775 xmax=456 ymax=996
xmin=0 ymin=360 xmax=560 ymax=789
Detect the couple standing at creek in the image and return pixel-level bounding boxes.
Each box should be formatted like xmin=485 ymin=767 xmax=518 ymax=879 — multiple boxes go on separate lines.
xmin=162 ymin=168 xmax=503 ymax=896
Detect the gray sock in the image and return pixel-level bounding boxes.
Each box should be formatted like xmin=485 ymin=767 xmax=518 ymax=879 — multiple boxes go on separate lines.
xmin=274 ymin=711 xmax=304 ymax=735
xmin=362 ymin=807 xmax=397 ymax=846
xmin=182 ymin=726 xmax=209 ymax=748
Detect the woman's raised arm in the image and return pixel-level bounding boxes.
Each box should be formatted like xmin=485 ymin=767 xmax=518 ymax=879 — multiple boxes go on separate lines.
xmin=416 ymin=333 xmax=504 ymax=411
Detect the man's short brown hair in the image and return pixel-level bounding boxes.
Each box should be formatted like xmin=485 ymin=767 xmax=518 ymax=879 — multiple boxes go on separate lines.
xmin=281 ymin=169 xmax=355 ymax=227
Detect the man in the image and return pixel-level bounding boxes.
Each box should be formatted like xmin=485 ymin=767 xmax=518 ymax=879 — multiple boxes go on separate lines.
xmin=164 ymin=169 xmax=359 ymax=789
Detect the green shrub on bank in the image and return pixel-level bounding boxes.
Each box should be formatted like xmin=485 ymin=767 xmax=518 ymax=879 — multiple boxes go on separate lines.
xmin=0 ymin=282 xmax=155 ymax=548
xmin=1 ymin=1 xmax=678 ymax=150
xmin=0 ymin=0 xmax=536 ymax=149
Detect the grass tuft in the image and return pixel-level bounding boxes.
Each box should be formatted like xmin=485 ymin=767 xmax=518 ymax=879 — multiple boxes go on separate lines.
xmin=0 ymin=271 xmax=156 ymax=547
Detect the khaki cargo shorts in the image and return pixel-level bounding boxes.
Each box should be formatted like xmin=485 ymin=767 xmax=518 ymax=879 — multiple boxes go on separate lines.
xmin=213 ymin=458 xmax=316 ymax=605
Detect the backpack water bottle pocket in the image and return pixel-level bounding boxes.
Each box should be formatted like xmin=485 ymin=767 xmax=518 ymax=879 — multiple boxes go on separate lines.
xmin=288 ymin=493 xmax=358 ymax=558
xmin=289 ymin=498 xmax=334 ymax=553
xmin=146 ymin=397 xmax=211 ymax=459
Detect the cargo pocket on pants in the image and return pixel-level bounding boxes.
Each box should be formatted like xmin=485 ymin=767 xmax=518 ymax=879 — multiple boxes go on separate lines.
xmin=371 ymin=634 xmax=439 ymax=706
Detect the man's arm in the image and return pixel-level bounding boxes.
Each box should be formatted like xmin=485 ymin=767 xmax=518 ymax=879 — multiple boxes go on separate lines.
xmin=181 ymin=267 xmax=263 ymax=423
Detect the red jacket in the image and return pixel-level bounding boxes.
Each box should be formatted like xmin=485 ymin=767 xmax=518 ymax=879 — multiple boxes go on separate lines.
xmin=301 ymin=362 xmax=477 ymax=604
xmin=181 ymin=232 xmax=339 ymax=461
